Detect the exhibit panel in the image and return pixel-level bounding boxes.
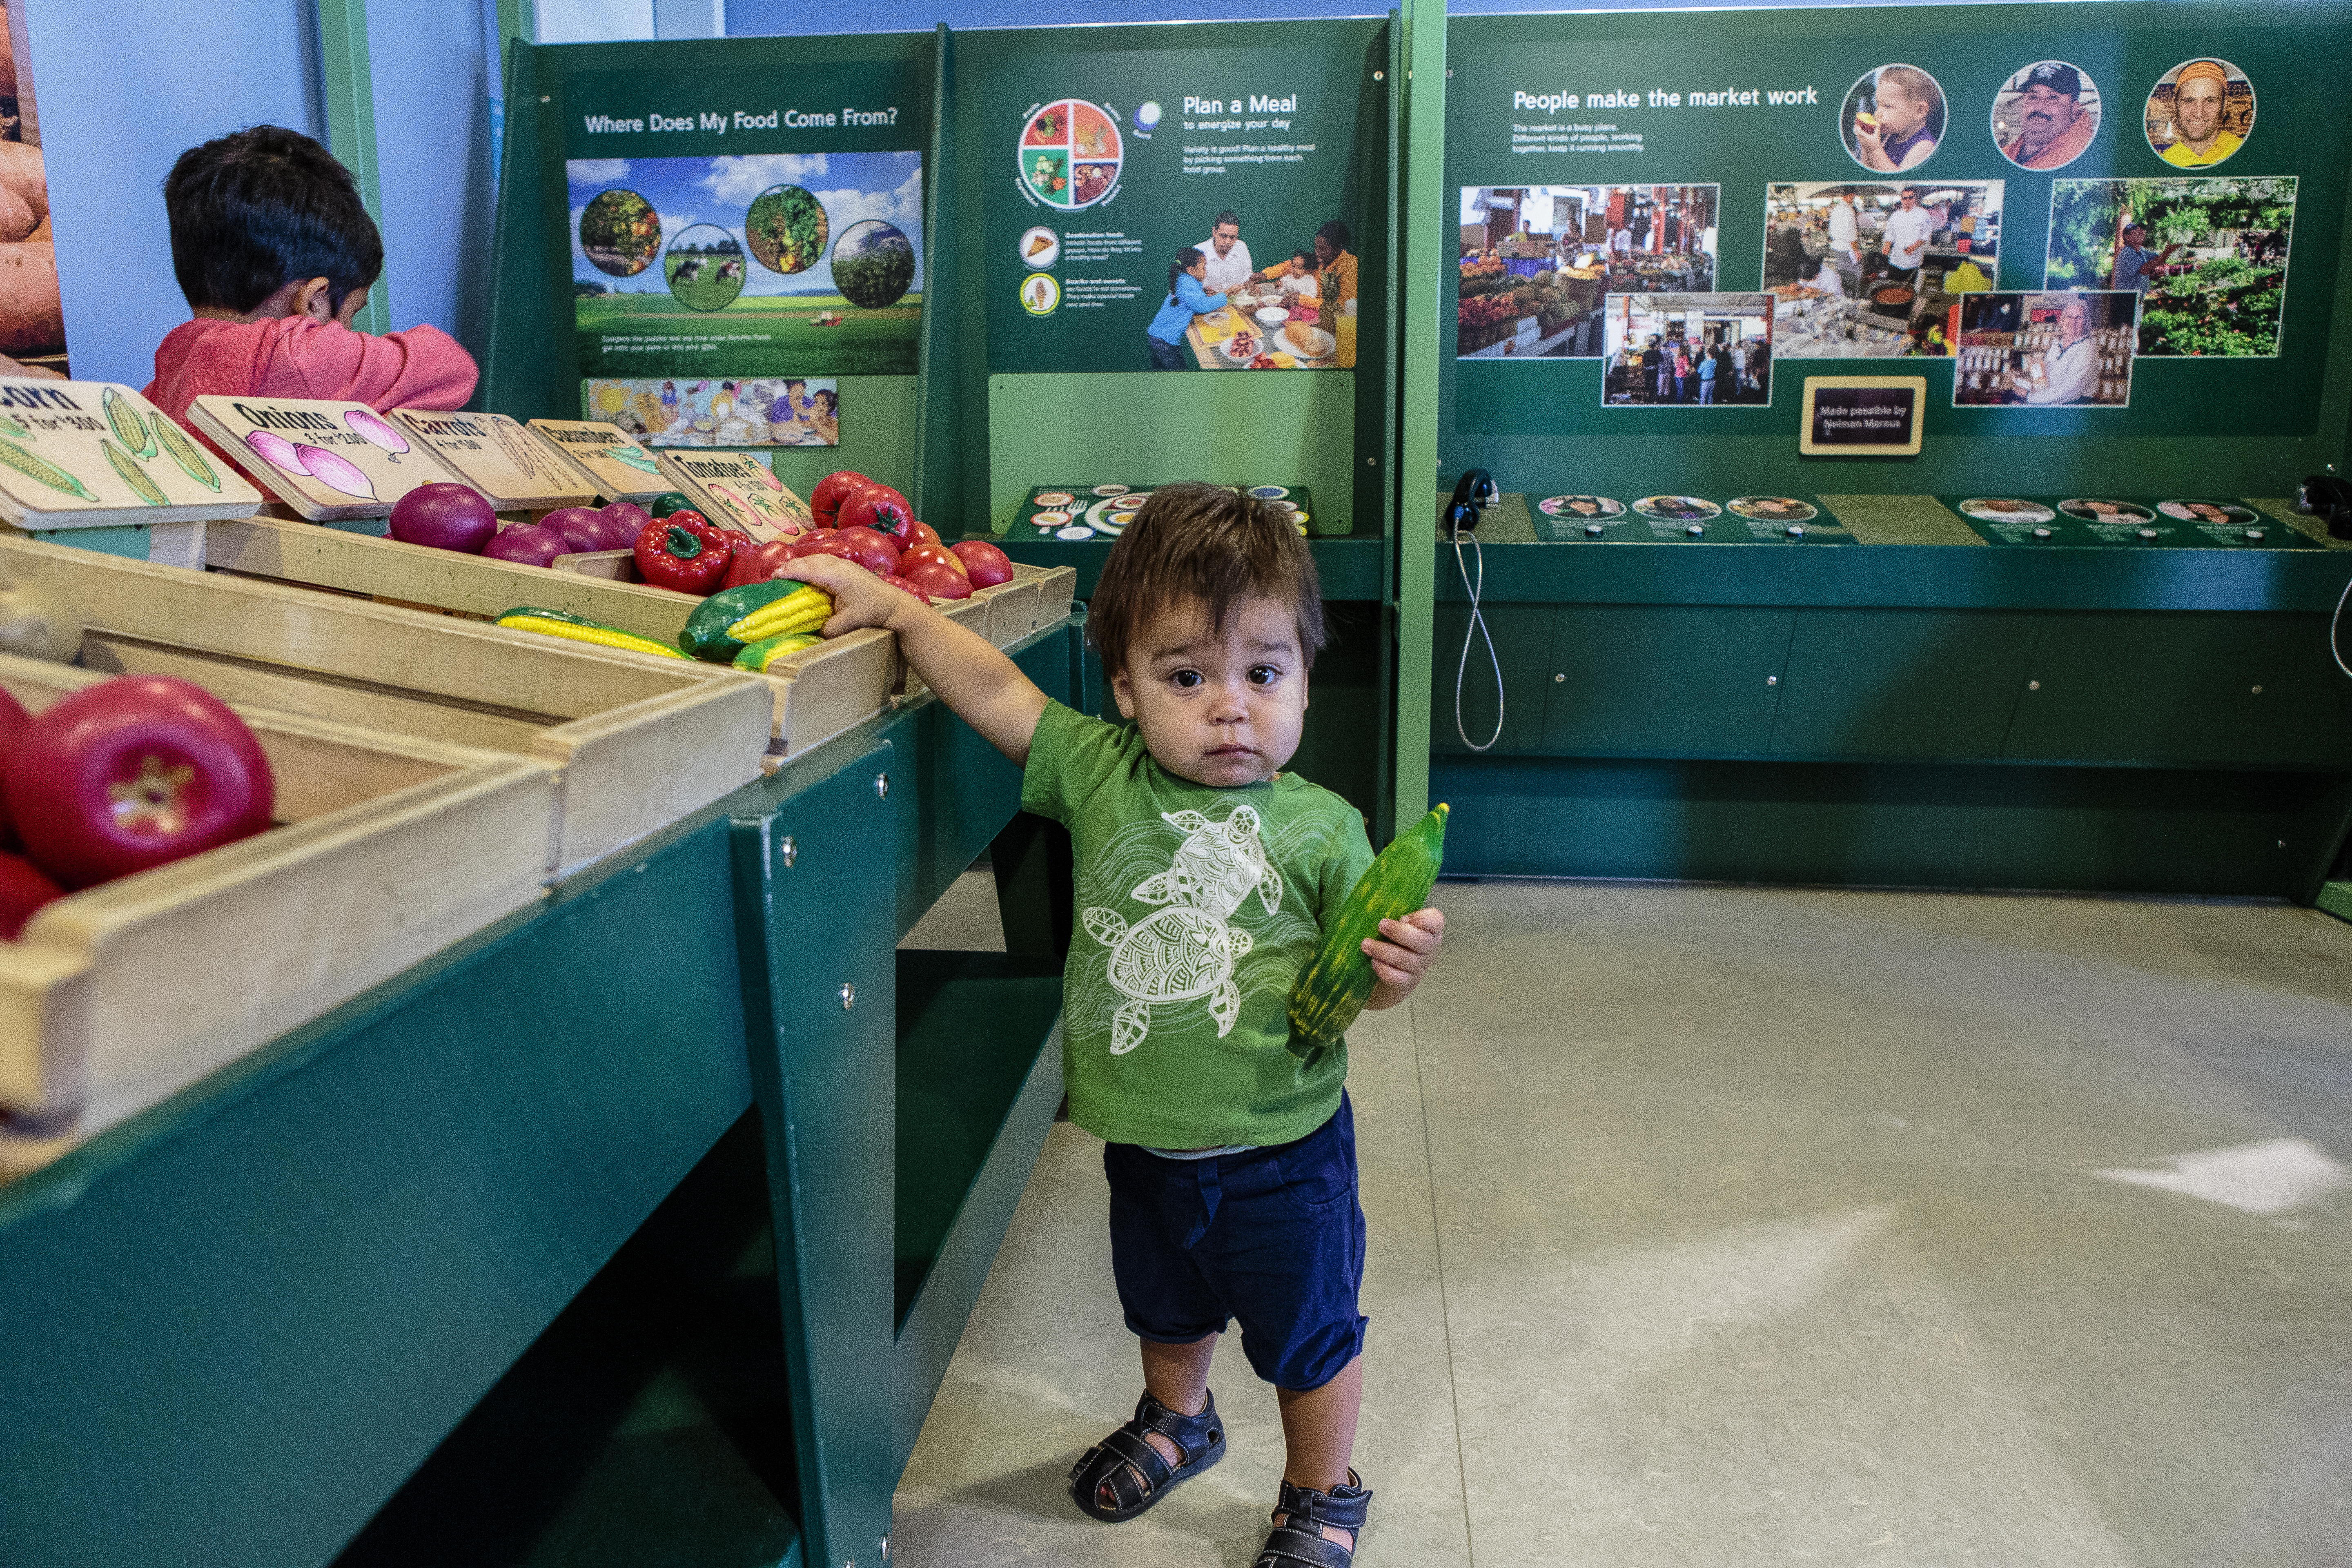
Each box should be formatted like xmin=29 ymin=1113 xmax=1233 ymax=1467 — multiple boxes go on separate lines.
xmin=1428 ymin=0 xmax=2352 ymax=897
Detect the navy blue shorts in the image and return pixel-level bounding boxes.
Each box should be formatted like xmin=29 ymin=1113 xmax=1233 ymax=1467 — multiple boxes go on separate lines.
xmin=1102 ymin=1094 xmax=1367 ymax=1392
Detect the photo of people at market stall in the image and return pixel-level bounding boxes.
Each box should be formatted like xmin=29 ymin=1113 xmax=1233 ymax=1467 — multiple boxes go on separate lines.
xmin=1601 ymin=294 xmax=1775 ymax=405
xmin=1144 ymin=210 xmax=1359 ymax=370
xmin=1457 ymin=186 xmax=1718 ymax=359
xmin=1764 ymin=182 xmax=2000 ymax=358
xmin=582 ymin=376 xmax=840 ymax=447
xmin=2145 ymin=59 xmax=2255 ymax=167
xmin=1950 ymin=290 xmax=2138 ymax=407
xmin=2045 ymin=176 xmax=2293 ymax=356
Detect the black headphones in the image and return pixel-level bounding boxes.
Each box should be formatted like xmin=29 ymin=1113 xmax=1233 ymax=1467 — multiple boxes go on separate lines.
xmin=2298 ymin=474 xmax=2352 ymax=540
xmin=1445 ymin=468 xmax=1499 ymax=535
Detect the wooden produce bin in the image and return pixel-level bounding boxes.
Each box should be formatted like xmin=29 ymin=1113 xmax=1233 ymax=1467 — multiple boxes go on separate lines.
xmin=0 ymin=536 xmax=773 ymax=879
xmin=0 ymin=654 xmax=557 ymax=1169
xmin=206 ymin=517 xmax=895 ymax=758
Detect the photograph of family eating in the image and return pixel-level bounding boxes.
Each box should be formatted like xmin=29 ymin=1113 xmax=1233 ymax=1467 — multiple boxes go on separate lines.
xmin=1144 ymin=209 xmax=1359 ymax=370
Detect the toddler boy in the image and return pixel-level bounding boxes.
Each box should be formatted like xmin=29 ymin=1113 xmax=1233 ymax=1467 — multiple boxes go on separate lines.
xmin=784 ymin=484 xmax=1443 ymax=1567
xmin=143 ymin=125 xmax=476 ymax=432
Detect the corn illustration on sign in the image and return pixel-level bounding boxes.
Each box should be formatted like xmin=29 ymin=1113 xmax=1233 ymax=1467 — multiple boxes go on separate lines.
xmin=0 ymin=380 xmax=263 ymax=528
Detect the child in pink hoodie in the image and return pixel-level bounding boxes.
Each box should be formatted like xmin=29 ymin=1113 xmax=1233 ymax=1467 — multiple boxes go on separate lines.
xmin=143 ymin=125 xmax=475 ymax=436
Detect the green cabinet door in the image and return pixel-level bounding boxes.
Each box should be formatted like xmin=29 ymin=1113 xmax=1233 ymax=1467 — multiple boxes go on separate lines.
xmin=1770 ymin=610 xmax=2042 ymax=761
xmin=2007 ymin=612 xmax=2352 ymax=768
xmin=1430 ymin=603 xmax=1556 ymax=755
xmin=1541 ymin=607 xmax=1795 ymax=757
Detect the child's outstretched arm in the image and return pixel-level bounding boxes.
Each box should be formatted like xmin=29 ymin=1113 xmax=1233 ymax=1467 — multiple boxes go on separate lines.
xmin=1361 ymin=907 xmax=1445 ymax=1011
xmin=779 ymin=553 xmax=1049 ymax=765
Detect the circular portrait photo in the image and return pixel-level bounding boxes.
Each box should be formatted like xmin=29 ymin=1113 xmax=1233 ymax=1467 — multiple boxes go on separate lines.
xmin=1728 ymin=496 xmax=1818 ymax=522
xmin=2145 ymin=59 xmax=2254 ymax=167
xmin=1993 ymin=61 xmax=2101 ymax=171
xmin=1633 ymin=494 xmax=1721 ymax=521
xmin=2058 ymin=498 xmax=2154 ymax=523
xmin=2156 ymin=499 xmax=2259 ymax=524
xmin=664 ymin=225 xmax=745 ymax=311
xmin=1842 ymin=64 xmax=1946 ymax=173
xmin=1540 ymin=494 xmax=1627 ymax=520
xmin=1958 ymin=497 xmax=2056 ymax=523
xmin=579 ymin=188 xmax=662 ymax=276
xmin=746 ymin=185 xmax=828 ymax=274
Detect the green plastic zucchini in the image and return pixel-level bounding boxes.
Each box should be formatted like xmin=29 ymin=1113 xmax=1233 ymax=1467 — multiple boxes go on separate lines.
xmin=678 ymin=579 xmax=828 ymax=662
xmin=1285 ymin=802 xmax=1448 ymax=1057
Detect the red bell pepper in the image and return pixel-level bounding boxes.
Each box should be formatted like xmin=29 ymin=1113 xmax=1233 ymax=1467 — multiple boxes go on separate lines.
xmin=634 ymin=511 xmax=735 ymax=594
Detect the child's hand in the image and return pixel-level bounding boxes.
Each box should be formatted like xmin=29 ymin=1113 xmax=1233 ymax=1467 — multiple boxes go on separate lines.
xmin=1363 ymin=906 xmax=1444 ymax=1002
xmin=775 ymin=551 xmax=918 ymax=639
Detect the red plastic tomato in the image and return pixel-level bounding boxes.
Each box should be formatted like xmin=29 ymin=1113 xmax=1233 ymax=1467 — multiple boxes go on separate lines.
xmin=836 ymin=482 xmax=913 ymax=539
xmin=2 ymin=675 xmax=275 ymax=889
xmin=879 ymin=574 xmax=925 ymax=598
xmin=0 ymin=851 xmax=62 ymax=938
xmin=908 ymin=520 xmax=944 ymax=548
xmin=900 ymin=543 xmax=967 ymax=578
xmin=724 ymin=539 xmax=800 ymax=589
xmin=838 ymin=528 xmax=902 ymax=575
xmin=949 ymin=539 xmax=1015 ymax=588
xmin=902 ymin=561 xmax=972 ymax=601
xmin=810 ymin=470 xmax=872 ymax=528
xmin=0 ymin=685 xmax=27 ymax=844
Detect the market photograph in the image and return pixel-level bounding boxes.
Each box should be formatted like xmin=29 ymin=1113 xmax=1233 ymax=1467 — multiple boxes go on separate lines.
xmin=1459 ymin=185 xmax=1718 ymax=358
xmin=9 ymin=4 xmax=2352 ymax=1568
xmin=2045 ymin=175 xmax=2295 ymax=355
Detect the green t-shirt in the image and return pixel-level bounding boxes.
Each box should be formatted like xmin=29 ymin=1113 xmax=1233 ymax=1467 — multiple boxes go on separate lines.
xmin=1022 ymin=700 xmax=1374 ymax=1149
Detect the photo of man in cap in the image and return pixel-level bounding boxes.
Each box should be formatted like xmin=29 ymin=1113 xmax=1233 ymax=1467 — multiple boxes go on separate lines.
xmin=1996 ymin=61 xmax=2101 ymax=170
xmin=2150 ymin=59 xmax=2250 ymax=167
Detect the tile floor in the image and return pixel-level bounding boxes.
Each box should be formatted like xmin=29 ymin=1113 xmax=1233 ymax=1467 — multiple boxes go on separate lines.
xmin=896 ymin=875 xmax=2352 ymax=1566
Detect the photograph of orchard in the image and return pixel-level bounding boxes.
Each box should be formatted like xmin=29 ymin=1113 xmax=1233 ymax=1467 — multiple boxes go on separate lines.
xmin=2045 ymin=176 xmax=2294 ymax=356
xmin=569 ymin=150 xmax=924 ymax=379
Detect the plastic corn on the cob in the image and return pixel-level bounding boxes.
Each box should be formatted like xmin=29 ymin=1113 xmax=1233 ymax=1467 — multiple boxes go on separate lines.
xmin=496 ymin=606 xmax=688 ymax=659
xmin=725 ymin=591 xmax=832 ymax=645
xmin=0 ymin=434 xmax=96 ymax=500
xmin=103 ymin=388 xmax=158 ymax=459
xmin=103 ymin=438 xmax=167 ymax=506
xmin=733 ymin=632 xmax=820 ymax=672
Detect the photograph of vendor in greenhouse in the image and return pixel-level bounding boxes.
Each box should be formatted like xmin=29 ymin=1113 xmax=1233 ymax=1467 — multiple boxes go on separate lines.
xmin=2045 ymin=175 xmax=2294 ymax=356
xmin=1457 ymin=184 xmax=1717 ymax=358
xmin=1601 ymin=293 xmax=1776 ymax=405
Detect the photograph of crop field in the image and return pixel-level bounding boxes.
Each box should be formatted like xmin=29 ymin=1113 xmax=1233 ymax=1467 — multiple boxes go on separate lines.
xmin=569 ymin=151 xmax=924 ymax=378
xmin=2044 ymin=176 xmax=2293 ymax=356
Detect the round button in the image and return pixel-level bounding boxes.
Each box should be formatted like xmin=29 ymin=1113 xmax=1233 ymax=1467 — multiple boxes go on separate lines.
xmin=1585 ymin=521 xmax=1604 ymax=537
xmin=2245 ymin=528 xmax=2265 ymax=542
xmin=1786 ymin=524 xmax=1805 ymax=539
xmin=2032 ymin=526 xmax=2052 ymax=540
xmin=1686 ymin=522 xmax=1706 ymax=538
xmin=2137 ymin=527 xmax=2158 ymax=541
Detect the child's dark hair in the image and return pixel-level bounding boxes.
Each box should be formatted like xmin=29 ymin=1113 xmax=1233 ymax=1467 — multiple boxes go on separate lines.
xmin=1089 ymin=483 xmax=1325 ymax=675
xmin=1167 ymin=245 xmax=1205 ymax=303
xmin=1292 ymin=247 xmax=1314 ymax=270
xmin=163 ymin=125 xmax=384 ymax=314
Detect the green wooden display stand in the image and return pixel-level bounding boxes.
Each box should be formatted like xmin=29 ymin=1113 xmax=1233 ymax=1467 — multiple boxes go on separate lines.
xmin=0 ymin=622 xmax=1085 ymax=1568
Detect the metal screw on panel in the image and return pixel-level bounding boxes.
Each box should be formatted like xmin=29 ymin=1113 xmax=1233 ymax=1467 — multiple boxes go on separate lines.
xmin=540 ymin=95 xmax=550 ymax=103
xmin=1554 ymin=673 xmax=1566 ymax=683
xmin=780 ymin=835 xmax=797 ymax=869
xmin=1766 ymin=675 xmax=1778 ymax=686
xmin=874 ymin=772 xmax=890 ymax=800
xmin=840 ymin=983 xmax=857 ymax=1011
xmin=1373 ymin=70 xmax=1385 ymax=80
xmin=1366 ymin=456 xmax=1378 ymax=465
xmin=2028 ymin=679 xmax=2041 ymax=690
xmin=2251 ymin=685 xmax=2263 ymax=694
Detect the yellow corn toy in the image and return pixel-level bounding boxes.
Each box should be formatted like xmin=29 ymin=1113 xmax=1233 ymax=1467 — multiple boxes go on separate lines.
xmin=724 ymin=585 xmax=833 ymax=645
xmin=495 ymin=607 xmax=688 ymax=659
xmin=733 ymin=632 xmax=821 ymax=672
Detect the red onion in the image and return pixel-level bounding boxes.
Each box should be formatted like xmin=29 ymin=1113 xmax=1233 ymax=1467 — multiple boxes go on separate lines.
xmin=481 ymin=523 xmax=570 ymax=568
xmin=540 ymin=507 xmax=608 ymax=553
xmin=388 ymin=482 xmax=498 ymax=552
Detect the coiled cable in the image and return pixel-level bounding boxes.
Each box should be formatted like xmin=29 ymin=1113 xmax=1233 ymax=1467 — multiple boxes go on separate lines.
xmin=1451 ymin=513 xmax=1504 ymax=751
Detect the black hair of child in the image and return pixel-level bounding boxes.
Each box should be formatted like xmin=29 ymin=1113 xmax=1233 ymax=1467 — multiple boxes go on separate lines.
xmin=1088 ymin=483 xmax=1326 ymax=677
xmin=164 ymin=125 xmax=384 ymax=315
